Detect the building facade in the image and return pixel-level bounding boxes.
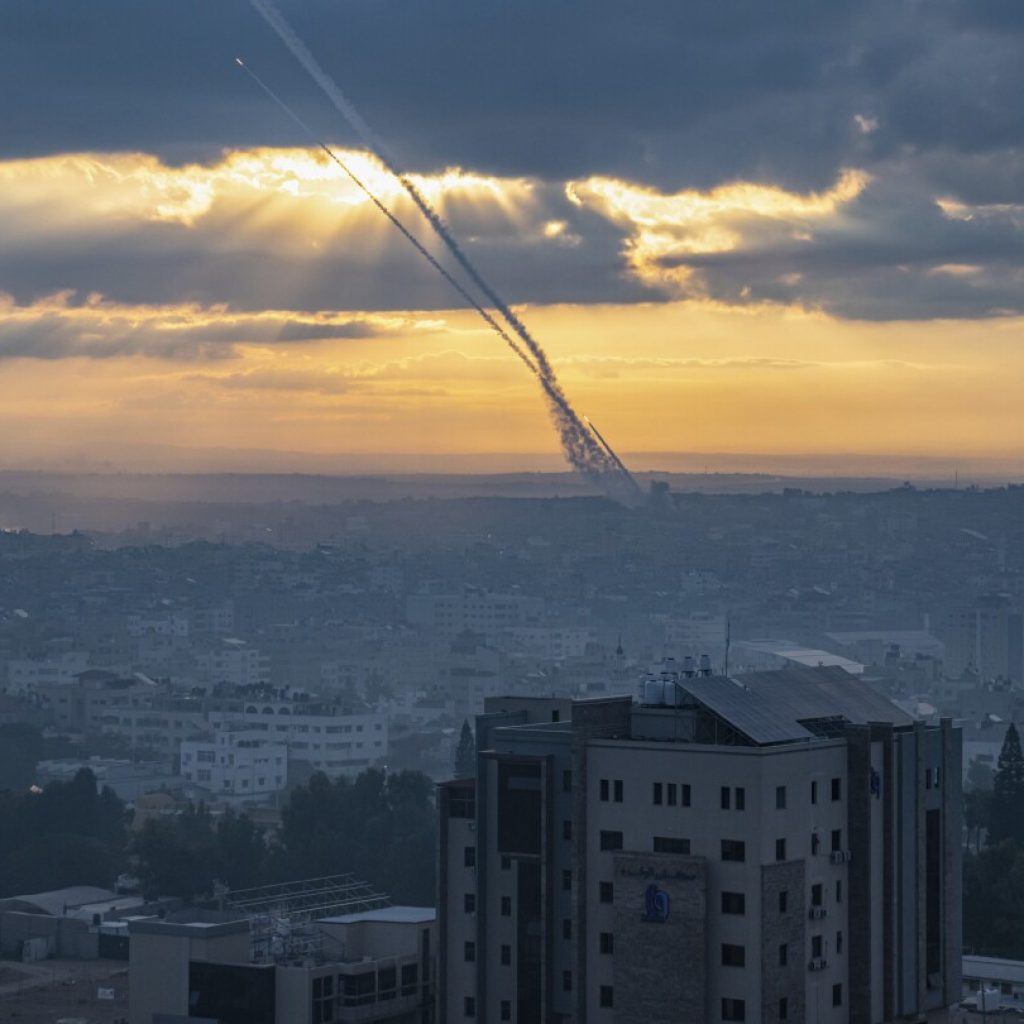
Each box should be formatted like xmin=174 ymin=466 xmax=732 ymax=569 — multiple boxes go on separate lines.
xmin=438 ymin=666 xmax=962 ymax=1024
xmin=180 ymin=729 xmax=288 ymax=803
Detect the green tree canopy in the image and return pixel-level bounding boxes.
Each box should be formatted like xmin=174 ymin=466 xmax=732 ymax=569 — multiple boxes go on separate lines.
xmin=454 ymin=720 xmax=476 ymax=780
xmin=991 ymin=724 xmax=1024 ymax=845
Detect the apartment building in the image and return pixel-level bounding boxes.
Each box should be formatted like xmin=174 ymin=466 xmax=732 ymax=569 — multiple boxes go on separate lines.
xmin=438 ymin=666 xmax=961 ymax=1024
xmin=207 ymin=703 xmax=388 ymax=780
xmin=180 ymin=729 xmax=288 ymax=804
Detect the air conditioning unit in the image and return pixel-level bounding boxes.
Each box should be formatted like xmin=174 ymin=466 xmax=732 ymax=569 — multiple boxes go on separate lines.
xmin=808 ymin=958 xmax=828 ymax=972
xmin=808 ymin=907 xmax=827 ymax=920
xmin=830 ymin=850 xmax=850 ymax=864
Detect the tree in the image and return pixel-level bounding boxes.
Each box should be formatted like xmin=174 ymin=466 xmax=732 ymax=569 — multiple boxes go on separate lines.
xmin=967 ymin=756 xmax=995 ymax=793
xmin=964 ymin=788 xmax=994 ymax=853
xmin=990 ymin=724 xmax=1024 ymax=845
xmin=454 ymin=720 xmax=476 ymax=780
xmin=964 ymin=841 xmax=1024 ymax=957
xmin=0 ymin=723 xmax=43 ymax=793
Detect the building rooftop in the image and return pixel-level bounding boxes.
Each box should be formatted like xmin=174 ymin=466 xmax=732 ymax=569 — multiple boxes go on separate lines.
xmin=320 ymin=906 xmax=436 ymax=926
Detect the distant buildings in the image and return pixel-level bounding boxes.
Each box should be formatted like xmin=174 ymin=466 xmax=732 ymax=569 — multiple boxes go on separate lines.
xmin=439 ymin=666 xmax=962 ymax=1023
xmin=407 ymin=589 xmax=545 ymax=639
xmin=941 ymin=594 xmax=1024 ymax=684
xmin=180 ymin=730 xmax=288 ymax=804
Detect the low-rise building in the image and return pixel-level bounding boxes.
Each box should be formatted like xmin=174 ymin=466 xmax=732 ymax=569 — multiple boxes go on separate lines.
xmin=180 ymin=730 xmax=288 ymax=804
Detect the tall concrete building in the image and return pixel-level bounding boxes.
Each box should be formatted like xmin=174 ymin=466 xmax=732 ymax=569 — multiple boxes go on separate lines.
xmin=438 ymin=666 xmax=961 ymax=1024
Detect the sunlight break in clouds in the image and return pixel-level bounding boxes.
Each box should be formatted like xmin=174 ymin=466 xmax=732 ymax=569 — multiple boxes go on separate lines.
xmin=566 ymin=169 xmax=871 ymax=292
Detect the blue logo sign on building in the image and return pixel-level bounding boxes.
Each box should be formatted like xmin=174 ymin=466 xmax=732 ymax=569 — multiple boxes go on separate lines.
xmin=642 ymin=883 xmax=670 ymax=923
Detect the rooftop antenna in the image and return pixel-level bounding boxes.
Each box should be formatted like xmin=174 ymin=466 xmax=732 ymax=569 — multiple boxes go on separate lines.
xmin=723 ymin=610 xmax=732 ymax=678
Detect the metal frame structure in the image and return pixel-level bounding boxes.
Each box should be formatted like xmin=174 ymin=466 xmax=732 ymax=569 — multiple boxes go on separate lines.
xmin=224 ymin=873 xmax=389 ymax=963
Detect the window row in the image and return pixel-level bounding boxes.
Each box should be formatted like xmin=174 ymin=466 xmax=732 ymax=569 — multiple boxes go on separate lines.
xmin=652 ymin=781 xmax=693 ymax=807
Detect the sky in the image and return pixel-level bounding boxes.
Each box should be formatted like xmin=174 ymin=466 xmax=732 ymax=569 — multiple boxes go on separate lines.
xmin=3 ymin=0 xmax=1024 ymax=476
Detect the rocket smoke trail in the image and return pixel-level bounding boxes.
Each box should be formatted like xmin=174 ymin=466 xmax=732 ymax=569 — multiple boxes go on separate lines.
xmin=235 ymin=56 xmax=609 ymax=477
xmin=584 ymin=416 xmax=641 ymax=493
xmin=236 ymin=58 xmax=619 ymax=490
xmin=247 ymin=0 xmax=640 ymax=500
xmin=235 ymin=58 xmax=539 ymax=379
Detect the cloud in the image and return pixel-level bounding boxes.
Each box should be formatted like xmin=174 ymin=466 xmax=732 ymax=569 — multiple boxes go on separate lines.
xmin=0 ymin=292 xmax=435 ymax=361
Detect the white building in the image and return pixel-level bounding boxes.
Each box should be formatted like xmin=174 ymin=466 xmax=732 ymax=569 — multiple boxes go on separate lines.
xmin=407 ymin=590 xmax=544 ymax=637
xmin=5 ymin=650 xmax=90 ymax=694
xmin=207 ymin=704 xmax=387 ymax=780
xmin=180 ymin=730 xmax=288 ymax=803
xmin=439 ymin=666 xmax=962 ymax=1024
xmin=196 ymin=639 xmax=271 ymax=687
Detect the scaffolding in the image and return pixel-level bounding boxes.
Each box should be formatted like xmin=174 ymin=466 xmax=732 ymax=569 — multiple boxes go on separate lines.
xmin=223 ymin=873 xmax=389 ymax=963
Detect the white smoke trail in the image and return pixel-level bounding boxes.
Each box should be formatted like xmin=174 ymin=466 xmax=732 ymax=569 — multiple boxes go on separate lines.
xmin=248 ymin=0 xmax=639 ymax=499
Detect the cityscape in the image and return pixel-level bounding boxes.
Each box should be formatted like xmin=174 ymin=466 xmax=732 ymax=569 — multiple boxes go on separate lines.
xmin=4 ymin=0 xmax=1024 ymax=1021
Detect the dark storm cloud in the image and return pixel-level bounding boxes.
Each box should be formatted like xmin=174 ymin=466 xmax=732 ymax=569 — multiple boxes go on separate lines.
xmin=3 ymin=0 xmax=1024 ymax=323
xmin=0 ymin=177 xmax=652 ymax=313
xmin=0 ymin=0 xmax=940 ymax=189
xmin=660 ymin=174 xmax=1024 ymax=319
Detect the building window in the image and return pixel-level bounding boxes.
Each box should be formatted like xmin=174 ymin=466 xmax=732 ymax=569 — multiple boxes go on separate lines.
xmin=563 ymin=819 xmax=573 ymax=841
xmin=831 ymin=828 xmax=843 ymax=852
xmin=600 ymin=932 xmax=614 ymax=954
xmin=721 ymin=944 xmax=746 ymax=967
xmin=779 ymin=890 xmax=788 ymax=913
xmin=562 ymin=869 xmax=572 ymax=891
xmin=464 ymin=846 xmax=476 ymax=868
xmin=835 ymin=879 xmax=843 ymax=903
xmin=812 ymin=935 xmax=823 ymax=958
xmin=600 ymin=830 xmax=623 ymax=851
xmin=721 ymin=839 xmax=745 ymax=862
xmin=832 ymin=983 xmax=843 ymax=1007
xmin=653 ymin=782 xmax=663 ymax=805
xmin=562 ymin=919 xmax=572 ymax=940
xmin=500 ymin=896 xmax=511 ymax=916
xmin=562 ymin=769 xmax=572 ymax=793
xmin=811 ymin=832 xmax=821 ymax=856
xmin=811 ymin=883 xmax=823 ymax=907
xmin=775 ymin=838 xmax=786 ymax=861
xmin=735 ymin=787 xmax=745 ymax=811
xmin=667 ymin=783 xmax=677 ymax=806
xmin=600 ymin=986 xmax=614 ymax=1009
xmin=464 ymin=996 xmax=476 ymax=1017
xmin=811 ymin=780 xmax=818 ymax=804
xmin=614 ymin=779 xmax=623 ymax=802
xmin=776 ymin=785 xmax=787 ymax=809
xmin=653 ymin=835 xmax=690 ymax=854
xmin=831 ymin=777 xmax=842 ymax=801
xmin=721 ymin=891 xmax=745 ymax=915
xmin=464 ymin=941 xmax=475 ymax=962
xmin=562 ymin=970 xmax=572 ymax=992
xmin=836 ymin=931 xmax=843 ymax=954
xmin=501 ymin=1001 xmax=511 ymax=1021
xmin=779 ymin=997 xmax=788 ymax=1020
xmin=682 ymin=783 xmax=692 ymax=807
xmin=464 ymin=894 xmax=476 ymax=913
xmin=778 ymin=943 xmax=788 ymax=967
xmin=600 ymin=778 xmax=609 ymax=801
xmin=721 ymin=997 xmax=746 ymax=1021
xmin=501 ymin=944 xmax=511 ymax=965
xmin=721 ymin=786 xmax=731 ymax=810
xmin=600 ymin=881 xmax=614 ymax=903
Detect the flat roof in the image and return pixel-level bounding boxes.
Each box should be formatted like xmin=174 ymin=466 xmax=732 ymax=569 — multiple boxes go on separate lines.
xmin=963 ymin=955 xmax=1024 ymax=984
xmin=320 ymin=906 xmax=435 ymax=925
